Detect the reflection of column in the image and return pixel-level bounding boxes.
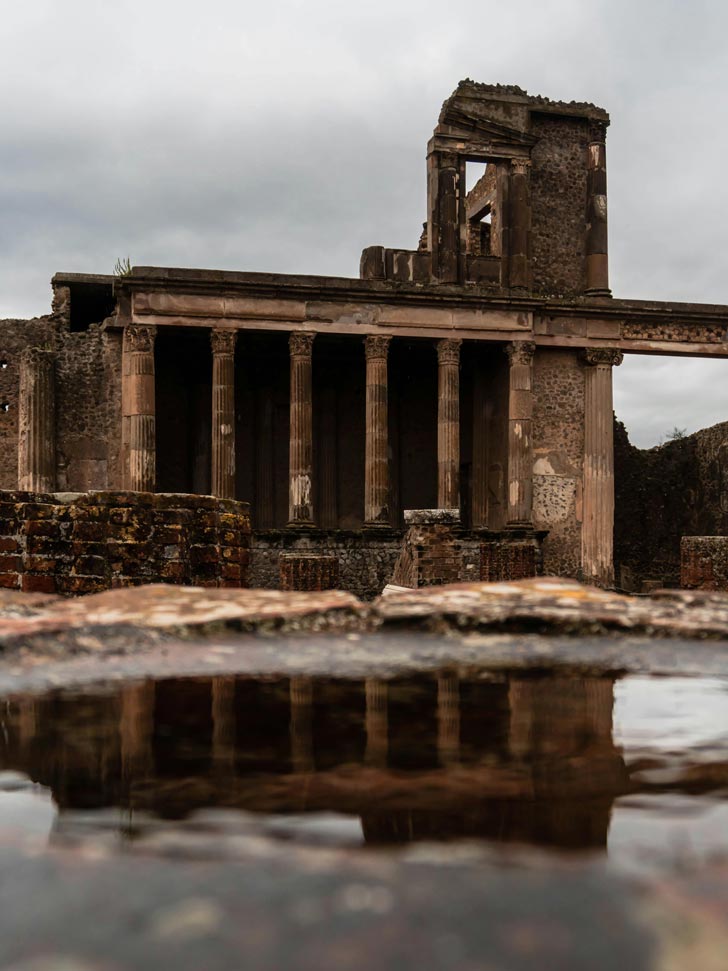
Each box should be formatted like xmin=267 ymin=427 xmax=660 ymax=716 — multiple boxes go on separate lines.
xmin=288 ymin=332 xmax=315 ymax=524
xmin=18 ymin=348 xmax=56 ymax=492
xmin=471 ymin=356 xmax=488 ymax=527
xmin=437 ymin=339 xmax=462 ymax=511
xmin=120 ymin=681 xmax=155 ymax=783
xmin=210 ymin=329 xmax=237 ymax=499
xmin=365 ymin=679 xmax=388 ymax=767
xmin=290 ymin=676 xmax=314 ymax=773
xmin=581 ymin=348 xmax=623 ymax=587
xmin=122 ymin=325 xmax=157 ymax=491
xmin=437 ymin=675 xmax=460 ymax=766
xmin=17 ymin=698 xmax=37 ymax=748
xmin=585 ymin=121 xmax=611 ymax=296
xmin=505 ymin=341 xmax=535 ymax=526
xmin=212 ymin=676 xmax=237 ymax=776
xmin=364 ymin=336 xmax=391 ymax=525
xmin=509 ymin=158 xmax=531 ymax=293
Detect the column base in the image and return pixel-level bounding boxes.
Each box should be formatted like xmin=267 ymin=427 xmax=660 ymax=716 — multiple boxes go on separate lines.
xmin=585 ymin=287 xmax=612 ymax=298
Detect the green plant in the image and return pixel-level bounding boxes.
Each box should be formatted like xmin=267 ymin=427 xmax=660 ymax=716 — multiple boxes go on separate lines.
xmin=114 ymin=256 xmax=132 ymax=277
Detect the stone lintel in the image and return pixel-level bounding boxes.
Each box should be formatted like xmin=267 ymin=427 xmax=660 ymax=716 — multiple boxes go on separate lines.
xmin=404 ymin=508 xmax=460 ymax=526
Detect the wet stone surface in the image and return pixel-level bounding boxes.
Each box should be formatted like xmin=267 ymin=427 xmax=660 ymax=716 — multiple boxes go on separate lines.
xmin=1 ymin=579 xmax=728 ymax=967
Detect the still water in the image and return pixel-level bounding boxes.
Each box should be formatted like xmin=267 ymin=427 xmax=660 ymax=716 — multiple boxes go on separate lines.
xmin=1 ymin=672 xmax=727 ymax=874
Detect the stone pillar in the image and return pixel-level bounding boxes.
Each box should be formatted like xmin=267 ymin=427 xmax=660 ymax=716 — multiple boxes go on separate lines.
xmin=288 ymin=332 xmax=315 ymax=524
xmin=290 ymin=676 xmax=314 ymax=773
xmin=581 ymin=348 xmax=623 ymax=586
xmin=364 ymin=335 xmax=391 ymax=525
xmin=18 ymin=348 xmax=56 ymax=492
xmin=365 ymin=679 xmax=388 ymax=767
xmin=437 ymin=674 xmax=460 ymax=766
xmin=210 ymin=329 xmax=237 ymax=499
xmin=509 ymin=158 xmax=532 ymax=293
xmin=122 ymin=325 xmax=156 ymax=492
xmin=428 ymin=151 xmax=465 ymax=283
xmin=505 ymin=341 xmax=535 ymax=526
xmin=212 ymin=675 xmax=237 ymax=777
xmin=585 ymin=122 xmax=611 ymax=296
xmin=437 ymin=339 xmax=462 ymax=512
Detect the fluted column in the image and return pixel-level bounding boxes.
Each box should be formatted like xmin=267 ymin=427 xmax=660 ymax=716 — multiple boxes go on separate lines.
xmin=585 ymin=121 xmax=611 ymax=296
xmin=211 ymin=329 xmax=237 ymax=499
xmin=364 ymin=335 xmax=391 ymax=525
xmin=122 ymin=324 xmax=156 ymax=491
xmin=437 ymin=339 xmax=461 ymax=511
xmin=509 ymin=158 xmax=532 ymax=293
xmin=290 ymin=676 xmax=314 ymax=773
xmin=288 ymin=332 xmax=315 ymax=525
xmin=212 ymin=675 xmax=237 ymax=777
xmin=505 ymin=341 xmax=535 ymax=526
xmin=18 ymin=347 xmax=56 ymax=492
xmin=581 ymin=348 xmax=623 ymax=586
xmin=365 ymin=679 xmax=388 ymax=767
xmin=437 ymin=674 xmax=460 ymax=766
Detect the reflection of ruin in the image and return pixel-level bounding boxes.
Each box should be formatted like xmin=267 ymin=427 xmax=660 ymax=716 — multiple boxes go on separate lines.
xmin=0 ymin=674 xmax=631 ymax=851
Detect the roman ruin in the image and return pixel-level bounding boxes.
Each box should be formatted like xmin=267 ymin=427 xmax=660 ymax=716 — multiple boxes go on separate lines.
xmin=3 ymin=79 xmax=728 ymax=595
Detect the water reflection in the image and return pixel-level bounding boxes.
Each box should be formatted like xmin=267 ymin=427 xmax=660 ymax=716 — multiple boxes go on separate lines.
xmin=0 ymin=673 xmax=632 ymax=851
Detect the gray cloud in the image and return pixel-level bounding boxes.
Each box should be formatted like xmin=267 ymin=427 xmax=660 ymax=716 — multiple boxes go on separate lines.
xmin=3 ymin=0 xmax=728 ymax=445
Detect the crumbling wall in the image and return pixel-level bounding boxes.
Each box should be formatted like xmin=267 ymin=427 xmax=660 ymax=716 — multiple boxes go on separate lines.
xmin=530 ymin=115 xmax=589 ymax=296
xmin=0 ymin=318 xmax=55 ymax=490
xmin=614 ymin=419 xmax=728 ymax=590
xmin=532 ymin=348 xmax=584 ymax=577
xmin=0 ymin=491 xmax=250 ymax=595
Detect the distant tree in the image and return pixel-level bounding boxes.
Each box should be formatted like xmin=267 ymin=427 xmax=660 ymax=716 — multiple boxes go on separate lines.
xmin=114 ymin=257 xmax=132 ymax=277
xmin=665 ymin=426 xmax=688 ymax=441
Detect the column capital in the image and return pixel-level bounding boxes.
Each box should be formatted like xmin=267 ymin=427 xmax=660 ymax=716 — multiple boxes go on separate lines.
xmin=210 ymin=329 xmax=237 ymax=355
xmin=437 ymin=338 xmax=462 ymax=365
xmin=588 ymin=120 xmax=608 ymax=144
xmin=510 ymin=157 xmax=532 ymax=176
xmin=289 ymin=331 xmax=315 ymax=358
xmin=124 ymin=324 xmax=157 ymax=353
xmin=580 ymin=347 xmax=624 ymax=368
xmin=364 ymin=334 xmax=391 ymax=360
xmin=505 ymin=341 xmax=535 ymax=366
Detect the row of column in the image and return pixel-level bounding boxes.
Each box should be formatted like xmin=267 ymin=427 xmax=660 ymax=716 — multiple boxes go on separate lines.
xmin=118 ymin=327 xmax=622 ymax=583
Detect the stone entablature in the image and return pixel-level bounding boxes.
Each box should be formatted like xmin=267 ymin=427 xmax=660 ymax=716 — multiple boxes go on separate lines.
xmin=0 ymin=491 xmax=250 ymax=595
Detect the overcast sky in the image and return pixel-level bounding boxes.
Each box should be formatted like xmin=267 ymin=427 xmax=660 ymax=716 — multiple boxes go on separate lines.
xmin=3 ymin=0 xmax=728 ymax=446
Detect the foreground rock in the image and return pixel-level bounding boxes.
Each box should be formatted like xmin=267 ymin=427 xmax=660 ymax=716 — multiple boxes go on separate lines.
xmin=3 ymin=578 xmax=728 ymax=655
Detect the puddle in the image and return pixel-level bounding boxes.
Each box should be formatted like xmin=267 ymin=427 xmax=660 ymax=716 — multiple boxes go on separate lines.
xmin=1 ymin=671 xmax=727 ymax=874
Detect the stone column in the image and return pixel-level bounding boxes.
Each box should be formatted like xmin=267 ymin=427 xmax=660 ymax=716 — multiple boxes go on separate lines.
xmin=212 ymin=675 xmax=237 ymax=777
xmin=585 ymin=121 xmax=611 ymax=296
xmin=505 ymin=341 xmax=535 ymax=526
xmin=581 ymin=348 xmax=623 ymax=586
xmin=288 ymin=332 xmax=315 ymax=525
xmin=210 ymin=329 xmax=237 ymax=499
xmin=290 ymin=676 xmax=314 ymax=773
xmin=18 ymin=347 xmax=56 ymax=492
xmin=364 ymin=335 xmax=391 ymax=525
xmin=365 ymin=679 xmax=388 ymax=767
xmin=437 ymin=674 xmax=460 ymax=766
xmin=509 ymin=158 xmax=532 ymax=293
xmin=122 ymin=325 xmax=156 ymax=492
xmin=428 ymin=151 xmax=465 ymax=284
xmin=437 ymin=339 xmax=462 ymax=512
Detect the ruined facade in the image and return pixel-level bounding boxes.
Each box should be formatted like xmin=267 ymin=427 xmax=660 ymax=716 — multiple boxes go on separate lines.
xmin=3 ymin=80 xmax=728 ymax=593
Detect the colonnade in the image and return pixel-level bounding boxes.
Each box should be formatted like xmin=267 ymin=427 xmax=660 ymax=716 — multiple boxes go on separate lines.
xmin=119 ymin=327 xmax=540 ymax=528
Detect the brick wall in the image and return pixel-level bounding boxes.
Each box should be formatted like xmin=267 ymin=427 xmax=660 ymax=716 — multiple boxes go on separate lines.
xmin=480 ymin=541 xmax=536 ymax=582
xmin=681 ymin=536 xmax=728 ymax=591
xmin=0 ymin=491 xmax=250 ymax=595
xmin=279 ymin=553 xmax=339 ymax=592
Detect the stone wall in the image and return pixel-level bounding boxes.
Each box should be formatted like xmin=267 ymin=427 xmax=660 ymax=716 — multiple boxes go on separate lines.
xmin=530 ymin=115 xmax=589 ymax=296
xmin=0 ymin=491 xmax=250 ymax=595
xmin=681 ymin=536 xmax=728 ymax=591
xmin=0 ymin=316 xmax=123 ymax=493
xmin=614 ymin=419 xmax=728 ymax=591
xmin=532 ymin=348 xmax=584 ymax=577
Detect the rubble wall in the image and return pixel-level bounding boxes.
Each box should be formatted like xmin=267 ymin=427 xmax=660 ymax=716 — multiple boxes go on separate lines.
xmin=0 ymin=491 xmax=250 ymax=595
xmin=614 ymin=419 xmax=728 ymax=590
xmin=532 ymin=348 xmax=584 ymax=578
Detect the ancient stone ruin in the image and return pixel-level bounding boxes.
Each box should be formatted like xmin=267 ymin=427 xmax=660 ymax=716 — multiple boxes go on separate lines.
xmin=3 ymin=79 xmax=728 ymax=595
